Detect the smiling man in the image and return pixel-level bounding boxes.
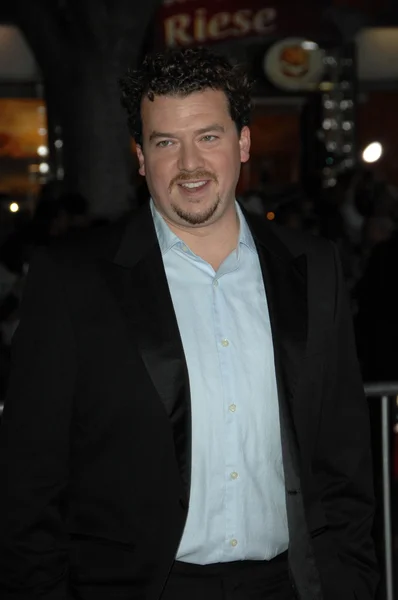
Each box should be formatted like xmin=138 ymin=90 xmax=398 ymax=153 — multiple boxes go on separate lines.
xmin=0 ymin=48 xmax=378 ymax=600
xmin=136 ymin=88 xmax=250 ymax=270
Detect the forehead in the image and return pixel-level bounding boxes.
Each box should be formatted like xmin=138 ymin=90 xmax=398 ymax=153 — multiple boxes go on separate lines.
xmin=140 ymin=89 xmax=231 ymax=130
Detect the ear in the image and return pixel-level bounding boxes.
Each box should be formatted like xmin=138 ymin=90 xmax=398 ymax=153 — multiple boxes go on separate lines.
xmin=239 ymin=126 xmax=251 ymax=164
xmin=136 ymin=144 xmax=146 ymax=176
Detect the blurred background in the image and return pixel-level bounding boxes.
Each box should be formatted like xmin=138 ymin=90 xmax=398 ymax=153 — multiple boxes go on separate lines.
xmin=0 ymin=0 xmax=398 ymax=598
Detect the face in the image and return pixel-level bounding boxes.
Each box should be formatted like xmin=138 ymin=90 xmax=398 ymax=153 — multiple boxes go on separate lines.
xmin=136 ymin=89 xmax=250 ymax=230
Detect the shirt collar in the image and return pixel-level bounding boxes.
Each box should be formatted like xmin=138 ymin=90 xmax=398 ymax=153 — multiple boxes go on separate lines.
xmin=236 ymin=202 xmax=256 ymax=253
xmin=150 ymin=198 xmax=180 ymax=255
xmin=150 ymin=198 xmax=256 ymax=256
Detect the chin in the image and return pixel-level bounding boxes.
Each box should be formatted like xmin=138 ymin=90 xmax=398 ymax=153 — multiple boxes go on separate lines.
xmin=172 ymin=198 xmax=220 ymax=226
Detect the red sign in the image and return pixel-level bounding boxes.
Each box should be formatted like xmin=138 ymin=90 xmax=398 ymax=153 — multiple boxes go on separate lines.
xmin=156 ymin=0 xmax=323 ymax=48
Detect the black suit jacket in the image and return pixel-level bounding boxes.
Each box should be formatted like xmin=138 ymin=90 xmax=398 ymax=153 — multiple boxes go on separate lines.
xmin=0 ymin=203 xmax=378 ymax=600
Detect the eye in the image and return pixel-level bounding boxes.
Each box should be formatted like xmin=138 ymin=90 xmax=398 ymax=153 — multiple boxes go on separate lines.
xmin=156 ymin=140 xmax=173 ymax=148
xmin=201 ymin=135 xmax=218 ymax=142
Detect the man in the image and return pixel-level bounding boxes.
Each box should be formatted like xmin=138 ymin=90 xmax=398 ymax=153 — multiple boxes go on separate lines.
xmin=0 ymin=48 xmax=378 ymax=600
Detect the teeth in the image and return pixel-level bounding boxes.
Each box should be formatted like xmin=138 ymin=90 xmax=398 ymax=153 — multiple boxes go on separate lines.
xmin=181 ymin=181 xmax=207 ymax=189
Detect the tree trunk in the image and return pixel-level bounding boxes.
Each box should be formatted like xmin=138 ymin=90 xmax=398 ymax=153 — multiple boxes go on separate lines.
xmin=6 ymin=0 xmax=162 ymax=217
xmin=52 ymin=62 xmax=134 ymax=218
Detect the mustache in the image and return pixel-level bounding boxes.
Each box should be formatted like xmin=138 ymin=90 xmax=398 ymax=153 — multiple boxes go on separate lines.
xmin=168 ymin=171 xmax=218 ymax=192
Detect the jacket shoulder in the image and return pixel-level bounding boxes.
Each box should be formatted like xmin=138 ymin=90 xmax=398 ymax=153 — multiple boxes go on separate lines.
xmin=42 ymin=213 xmax=133 ymax=267
xmin=250 ymin=214 xmax=334 ymax=260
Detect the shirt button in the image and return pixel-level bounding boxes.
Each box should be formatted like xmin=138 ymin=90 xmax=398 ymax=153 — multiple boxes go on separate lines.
xmin=213 ymin=280 xmax=219 ymax=287
xmin=230 ymin=472 xmax=239 ymax=480
xmin=181 ymin=245 xmax=189 ymax=252
xmin=229 ymin=404 xmax=236 ymax=412
xmin=230 ymin=539 xmax=238 ymax=547
xmin=221 ymin=339 xmax=229 ymax=347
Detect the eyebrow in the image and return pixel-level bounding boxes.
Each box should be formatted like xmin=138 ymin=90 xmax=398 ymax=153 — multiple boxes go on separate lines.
xmin=149 ymin=124 xmax=225 ymax=142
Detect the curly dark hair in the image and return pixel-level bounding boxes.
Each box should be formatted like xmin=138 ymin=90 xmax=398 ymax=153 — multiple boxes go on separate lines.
xmin=119 ymin=47 xmax=253 ymax=146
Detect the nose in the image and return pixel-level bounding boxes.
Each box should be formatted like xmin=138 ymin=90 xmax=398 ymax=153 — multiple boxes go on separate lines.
xmin=177 ymin=141 xmax=204 ymax=173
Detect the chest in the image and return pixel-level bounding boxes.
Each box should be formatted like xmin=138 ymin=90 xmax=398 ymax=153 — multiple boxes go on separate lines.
xmin=166 ymin=258 xmax=281 ymax=450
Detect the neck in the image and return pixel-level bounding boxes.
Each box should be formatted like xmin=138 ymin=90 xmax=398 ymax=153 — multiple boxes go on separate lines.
xmin=166 ymin=204 xmax=240 ymax=271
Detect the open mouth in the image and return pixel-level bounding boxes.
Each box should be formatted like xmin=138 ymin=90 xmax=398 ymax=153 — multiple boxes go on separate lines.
xmin=178 ymin=180 xmax=210 ymax=193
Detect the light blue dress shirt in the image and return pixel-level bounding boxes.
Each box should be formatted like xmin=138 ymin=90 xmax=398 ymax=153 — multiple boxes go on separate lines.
xmin=151 ymin=200 xmax=289 ymax=565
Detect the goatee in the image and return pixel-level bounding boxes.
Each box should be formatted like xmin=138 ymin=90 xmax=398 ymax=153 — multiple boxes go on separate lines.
xmin=171 ymin=196 xmax=221 ymax=225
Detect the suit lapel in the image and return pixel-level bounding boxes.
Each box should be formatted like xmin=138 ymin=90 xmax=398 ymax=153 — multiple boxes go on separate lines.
xmin=99 ymin=204 xmax=191 ymax=501
xmin=248 ymin=215 xmax=308 ymax=413
xmin=263 ymin=250 xmax=307 ymax=407
xmin=258 ymin=241 xmax=307 ymax=485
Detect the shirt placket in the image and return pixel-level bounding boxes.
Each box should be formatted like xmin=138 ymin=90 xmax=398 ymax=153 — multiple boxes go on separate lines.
xmin=213 ymin=270 xmax=242 ymax=558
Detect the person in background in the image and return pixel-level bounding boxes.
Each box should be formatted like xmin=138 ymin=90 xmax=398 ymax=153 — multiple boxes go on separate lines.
xmin=0 ymin=47 xmax=378 ymax=600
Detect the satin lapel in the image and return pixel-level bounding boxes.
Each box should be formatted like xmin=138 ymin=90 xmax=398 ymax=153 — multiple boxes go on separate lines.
xmin=257 ymin=242 xmax=308 ymax=411
xmin=255 ymin=236 xmax=308 ymax=500
xmin=99 ymin=205 xmax=191 ymax=500
xmin=242 ymin=207 xmax=308 ymax=484
xmin=241 ymin=208 xmax=308 ymax=409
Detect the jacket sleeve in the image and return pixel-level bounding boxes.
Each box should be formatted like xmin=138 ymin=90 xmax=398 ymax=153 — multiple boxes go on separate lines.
xmin=313 ymin=242 xmax=379 ymax=599
xmin=0 ymin=248 xmax=77 ymax=599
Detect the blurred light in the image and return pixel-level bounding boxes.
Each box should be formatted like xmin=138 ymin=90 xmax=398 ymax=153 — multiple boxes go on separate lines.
xmin=324 ymin=100 xmax=335 ymax=110
xmin=266 ymin=212 xmax=275 ymax=221
xmin=343 ymin=144 xmax=352 ymax=153
xmin=340 ymin=81 xmax=351 ymax=90
xmin=37 ymin=105 xmax=46 ymax=114
xmin=9 ymin=203 xmax=19 ymax=213
xmin=323 ymin=119 xmax=332 ymax=130
xmin=54 ymin=139 xmax=63 ymax=149
xmin=340 ymin=100 xmax=353 ymax=110
xmin=319 ymin=82 xmax=334 ymax=92
xmin=324 ymin=178 xmax=337 ymax=188
xmin=301 ymin=40 xmax=318 ymax=50
xmin=362 ymin=142 xmax=383 ymax=163
xmin=326 ymin=141 xmax=337 ymax=152
xmin=37 ymin=145 xmax=48 ymax=157
xmin=38 ymin=127 xmax=47 ymax=136
xmin=39 ymin=162 xmax=50 ymax=174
